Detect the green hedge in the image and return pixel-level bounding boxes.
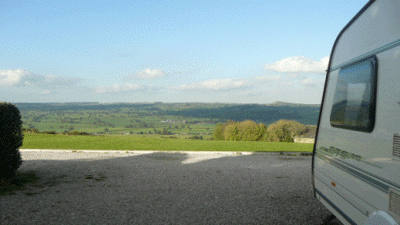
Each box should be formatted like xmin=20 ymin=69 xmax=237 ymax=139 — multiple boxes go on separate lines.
xmin=0 ymin=102 xmax=23 ymax=179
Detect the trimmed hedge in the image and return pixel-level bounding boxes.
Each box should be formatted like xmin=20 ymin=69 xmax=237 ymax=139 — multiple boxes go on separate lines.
xmin=0 ymin=103 xmax=23 ymax=179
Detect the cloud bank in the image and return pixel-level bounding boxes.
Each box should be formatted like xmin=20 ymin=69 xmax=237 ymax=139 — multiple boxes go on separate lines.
xmin=264 ymin=56 xmax=329 ymax=74
xmin=94 ymin=84 xmax=148 ymax=93
xmin=170 ymin=74 xmax=307 ymax=92
xmin=0 ymin=69 xmax=81 ymax=88
xmin=171 ymin=78 xmax=250 ymax=91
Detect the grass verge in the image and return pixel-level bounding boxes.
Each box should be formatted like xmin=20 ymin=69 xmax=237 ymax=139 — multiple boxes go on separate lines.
xmin=21 ymin=133 xmax=313 ymax=152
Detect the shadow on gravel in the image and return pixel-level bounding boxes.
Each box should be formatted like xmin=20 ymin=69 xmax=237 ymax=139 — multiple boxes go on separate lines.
xmin=1 ymin=151 xmax=337 ymax=225
xmin=0 ymin=171 xmax=39 ymax=196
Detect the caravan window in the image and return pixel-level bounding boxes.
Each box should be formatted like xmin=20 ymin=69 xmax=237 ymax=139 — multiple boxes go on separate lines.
xmin=330 ymin=57 xmax=377 ymax=132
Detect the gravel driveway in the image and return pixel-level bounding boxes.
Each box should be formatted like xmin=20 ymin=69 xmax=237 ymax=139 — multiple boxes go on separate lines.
xmin=1 ymin=150 xmax=336 ymax=224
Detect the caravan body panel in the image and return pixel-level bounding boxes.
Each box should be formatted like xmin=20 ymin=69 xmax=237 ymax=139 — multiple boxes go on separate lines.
xmin=313 ymin=1 xmax=400 ymax=224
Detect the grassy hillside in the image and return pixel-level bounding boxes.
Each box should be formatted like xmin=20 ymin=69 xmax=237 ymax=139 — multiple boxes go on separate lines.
xmin=16 ymin=102 xmax=320 ymax=135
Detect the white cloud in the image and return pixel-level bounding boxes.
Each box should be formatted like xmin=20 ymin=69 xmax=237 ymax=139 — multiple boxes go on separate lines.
xmin=0 ymin=69 xmax=81 ymax=88
xmin=171 ymin=78 xmax=250 ymax=91
xmin=264 ymin=56 xmax=329 ymax=74
xmin=41 ymin=90 xmax=51 ymax=95
xmin=94 ymin=84 xmax=147 ymax=93
xmin=279 ymin=81 xmax=294 ymax=86
xmin=0 ymin=69 xmax=30 ymax=86
xmin=130 ymin=68 xmax=166 ymax=79
xmin=300 ymin=78 xmax=318 ymax=87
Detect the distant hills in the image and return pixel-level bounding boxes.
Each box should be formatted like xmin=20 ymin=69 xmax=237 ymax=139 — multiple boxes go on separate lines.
xmin=16 ymin=101 xmax=320 ymax=125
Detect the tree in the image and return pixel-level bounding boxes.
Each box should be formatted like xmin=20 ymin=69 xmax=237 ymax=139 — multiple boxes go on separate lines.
xmin=238 ymin=120 xmax=266 ymax=141
xmin=0 ymin=103 xmax=23 ymax=179
xmin=264 ymin=120 xmax=306 ymax=142
xmin=224 ymin=123 xmax=240 ymax=141
xmin=213 ymin=120 xmax=267 ymax=141
xmin=213 ymin=123 xmax=225 ymax=140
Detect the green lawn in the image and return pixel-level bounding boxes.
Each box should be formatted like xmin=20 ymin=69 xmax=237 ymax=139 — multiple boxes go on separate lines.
xmin=21 ymin=133 xmax=313 ymax=152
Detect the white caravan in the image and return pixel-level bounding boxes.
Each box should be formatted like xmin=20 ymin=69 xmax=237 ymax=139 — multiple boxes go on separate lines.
xmin=312 ymin=0 xmax=400 ymax=224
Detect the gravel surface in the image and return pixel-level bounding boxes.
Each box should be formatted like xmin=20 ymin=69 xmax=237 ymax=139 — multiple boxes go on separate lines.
xmin=1 ymin=150 xmax=339 ymax=225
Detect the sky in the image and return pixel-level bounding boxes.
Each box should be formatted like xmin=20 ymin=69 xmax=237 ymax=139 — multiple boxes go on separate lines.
xmin=0 ymin=0 xmax=368 ymax=104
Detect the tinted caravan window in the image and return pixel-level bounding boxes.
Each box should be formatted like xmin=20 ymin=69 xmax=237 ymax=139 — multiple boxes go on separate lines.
xmin=330 ymin=57 xmax=377 ymax=132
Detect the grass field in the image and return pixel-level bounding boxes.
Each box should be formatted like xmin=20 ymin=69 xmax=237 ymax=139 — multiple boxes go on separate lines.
xmin=21 ymin=133 xmax=314 ymax=152
xmin=18 ymin=102 xmax=319 ymax=136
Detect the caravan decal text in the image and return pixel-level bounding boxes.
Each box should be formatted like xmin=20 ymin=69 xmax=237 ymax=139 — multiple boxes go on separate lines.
xmin=319 ymin=146 xmax=362 ymax=161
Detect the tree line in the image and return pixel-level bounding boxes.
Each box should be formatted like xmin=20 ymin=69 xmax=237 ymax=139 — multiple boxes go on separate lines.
xmin=213 ymin=119 xmax=310 ymax=142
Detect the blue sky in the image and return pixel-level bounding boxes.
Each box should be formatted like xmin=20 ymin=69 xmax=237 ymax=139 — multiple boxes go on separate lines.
xmin=1 ymin=0 xmax=368 ymax=104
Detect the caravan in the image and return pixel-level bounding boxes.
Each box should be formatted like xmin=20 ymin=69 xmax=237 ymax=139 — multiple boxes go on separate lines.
xmin=312 ymin=0 xmax=400 ymax=224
